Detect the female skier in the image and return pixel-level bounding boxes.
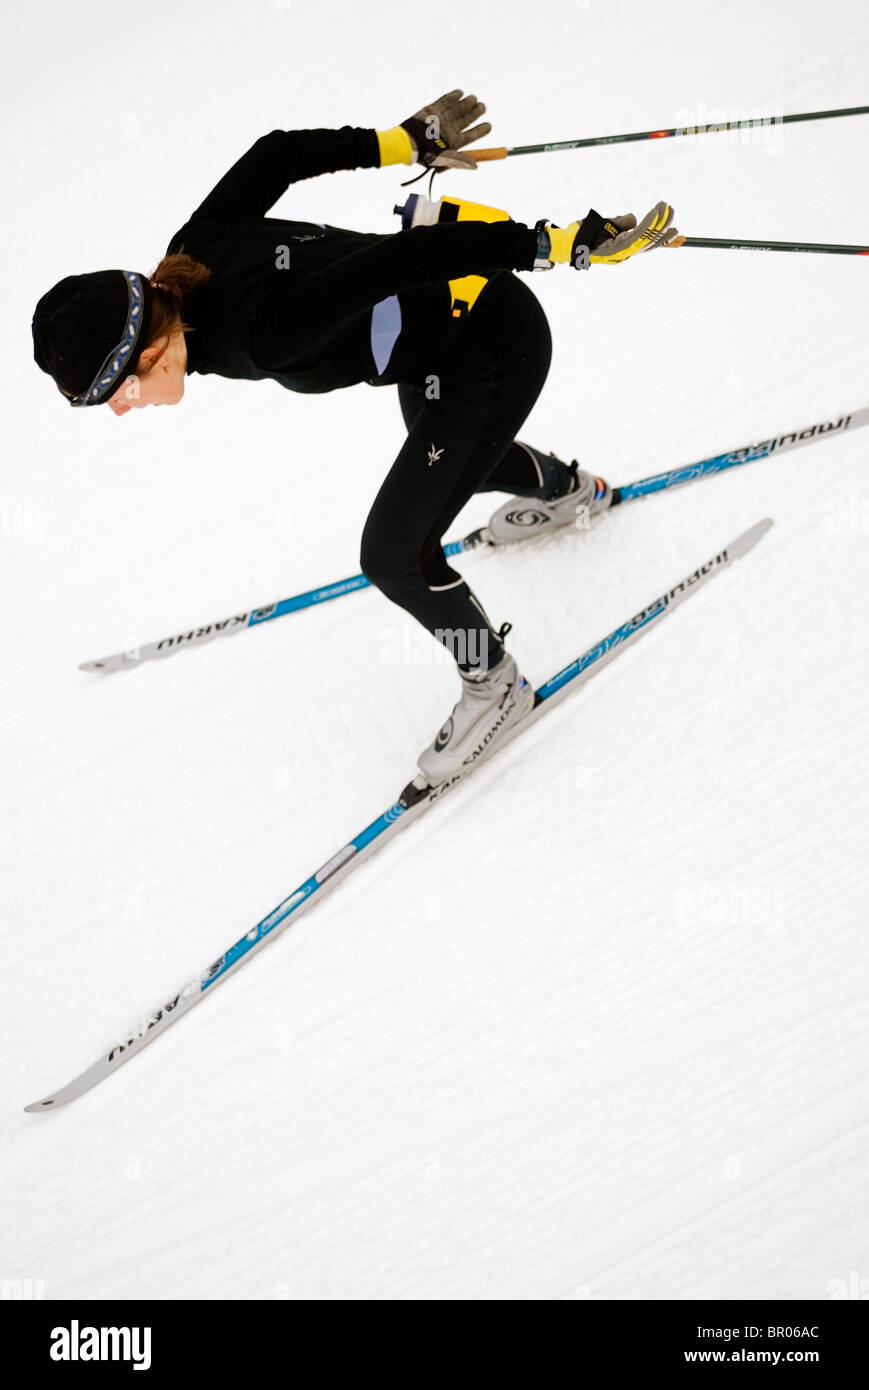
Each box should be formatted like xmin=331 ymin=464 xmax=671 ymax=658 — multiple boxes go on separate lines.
xmin=32 ymin=91 xmax=676 ymax=787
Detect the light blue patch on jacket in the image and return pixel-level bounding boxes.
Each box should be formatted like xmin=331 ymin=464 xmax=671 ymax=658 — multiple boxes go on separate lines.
xmin=370 ymin=295 xmax=402 ymax=375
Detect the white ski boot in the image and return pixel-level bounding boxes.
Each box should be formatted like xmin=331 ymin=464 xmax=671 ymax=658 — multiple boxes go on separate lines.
xmin=416 ymin=651 xmax=534 ymax=787
xmin=486 ymin=460 xmax=613 ymax=545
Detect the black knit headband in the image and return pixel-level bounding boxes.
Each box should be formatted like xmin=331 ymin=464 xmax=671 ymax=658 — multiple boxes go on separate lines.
xmin=69 ymin=271 xmax=147 ymax=407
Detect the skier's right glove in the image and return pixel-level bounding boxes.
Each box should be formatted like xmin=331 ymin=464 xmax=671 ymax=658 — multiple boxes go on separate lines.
xmin=535 ymin=201 xmax=678 ymax=268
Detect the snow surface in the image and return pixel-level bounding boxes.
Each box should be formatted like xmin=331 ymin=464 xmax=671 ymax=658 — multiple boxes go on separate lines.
xmin=2 ymin=0 xmax=869 ymax=1301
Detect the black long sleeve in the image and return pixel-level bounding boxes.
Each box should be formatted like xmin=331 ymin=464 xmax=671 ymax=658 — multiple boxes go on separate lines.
xmin=168 ymin=126 xmax=540 ymax=394
xmin=250 ymin=220 xmax=538 ymax=372
xmin=184 ymin=126 xmax=380 ymax=223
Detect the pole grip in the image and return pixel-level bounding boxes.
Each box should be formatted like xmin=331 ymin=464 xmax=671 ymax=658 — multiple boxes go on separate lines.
xmin=466 ymin=146 xmax=509 ymax=162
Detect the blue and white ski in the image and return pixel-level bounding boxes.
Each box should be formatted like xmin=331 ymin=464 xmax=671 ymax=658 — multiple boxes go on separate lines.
xmin=78 ymin=407 xmax=863 ymax=673
xmin=28 ymin=518 xmax=772 ymax=1111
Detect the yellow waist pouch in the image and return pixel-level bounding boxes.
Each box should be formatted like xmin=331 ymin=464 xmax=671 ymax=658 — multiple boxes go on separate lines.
xmin=394 ymin=193 xmax=511 ymax=318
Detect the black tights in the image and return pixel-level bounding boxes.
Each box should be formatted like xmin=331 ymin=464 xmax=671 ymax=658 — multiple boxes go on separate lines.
xmin=359 ymin=272 xmax=565 ymax=671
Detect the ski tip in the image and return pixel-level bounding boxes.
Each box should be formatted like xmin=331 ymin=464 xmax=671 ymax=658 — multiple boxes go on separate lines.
xmin=79 ymin=653 xmax=141 ymax=673
xmin=736 ymin=516 xmax=774 ymax=553
xmin=25 ymin=1075 xmax=91 ymax=1111
xmin=24 ymin=1095 xmax=60 ymax=1113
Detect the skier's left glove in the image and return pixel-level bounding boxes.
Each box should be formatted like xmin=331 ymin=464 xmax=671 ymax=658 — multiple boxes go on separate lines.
xmin=377 ymin=89 xmax=491 ymax=170
xmin=535 ymin=201 xmax=679 ymax=268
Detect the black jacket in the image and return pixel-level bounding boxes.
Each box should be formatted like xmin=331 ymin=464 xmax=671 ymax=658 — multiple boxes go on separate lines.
xmin=166 ymin=126 xmax=539 ymax=394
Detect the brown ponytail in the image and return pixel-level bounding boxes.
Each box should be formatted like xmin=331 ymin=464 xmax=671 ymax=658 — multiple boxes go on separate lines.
xmin=143 ymin=252 xmax=211 ymax=358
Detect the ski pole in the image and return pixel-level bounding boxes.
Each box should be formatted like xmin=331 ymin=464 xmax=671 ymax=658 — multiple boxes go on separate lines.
xmin=467 ymin=104 xmax=869 ymax=161
xmin=666 ymin=236 xmax=869 ymax=256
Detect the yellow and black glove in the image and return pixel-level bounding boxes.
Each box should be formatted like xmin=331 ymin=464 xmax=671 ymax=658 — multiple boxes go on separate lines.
xmin=537 ymin=202 xmax=679 ymax=268
xmin=377 ymin=89 xmax=491 ymax=170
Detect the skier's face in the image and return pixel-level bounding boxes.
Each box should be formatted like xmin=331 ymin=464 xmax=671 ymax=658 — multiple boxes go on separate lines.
xmin=107 ymin=331 xmax=187 ymax=415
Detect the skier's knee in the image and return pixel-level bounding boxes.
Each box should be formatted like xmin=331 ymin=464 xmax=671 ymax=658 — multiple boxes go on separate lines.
xmin=359 ymin=530 xmax=385 ymax=589
xmin=360 ymin=531 xmax=414 ymax=598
